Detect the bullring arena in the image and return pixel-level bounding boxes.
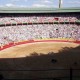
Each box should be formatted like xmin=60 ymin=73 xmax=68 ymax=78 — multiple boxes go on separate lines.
xmin=0 ymin=39 xmax=80 ymax=58
xmin=0 ymin=8 xmax=80 ymax=80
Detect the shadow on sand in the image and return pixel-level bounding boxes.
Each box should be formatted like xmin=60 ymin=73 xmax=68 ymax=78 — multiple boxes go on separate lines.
xmin=0 ymin=45 xmax=80 ymax=79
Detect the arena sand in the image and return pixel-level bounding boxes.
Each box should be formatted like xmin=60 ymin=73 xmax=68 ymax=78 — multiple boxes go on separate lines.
xmin=0 ymin=42 xmax=79 ymax=58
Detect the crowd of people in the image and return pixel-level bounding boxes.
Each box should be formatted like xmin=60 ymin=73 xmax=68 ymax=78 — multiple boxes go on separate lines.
xmin=0 ymin=24 xmax=80 ymax=46
xmin=0 ymin=14 xmax=80 ymax=24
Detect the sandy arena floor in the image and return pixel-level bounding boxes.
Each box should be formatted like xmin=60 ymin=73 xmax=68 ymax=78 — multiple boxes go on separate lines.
xmin=0 ymin=42 xmax=79 ymax=58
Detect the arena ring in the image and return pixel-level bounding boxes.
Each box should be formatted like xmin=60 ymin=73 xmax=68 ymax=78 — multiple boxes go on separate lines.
xmin=0 ymin=38 xmax=80 ymax=58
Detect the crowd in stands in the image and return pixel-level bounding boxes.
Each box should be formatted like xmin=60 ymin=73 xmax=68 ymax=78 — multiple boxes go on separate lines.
xmin=0 ymin=24 xmax=80 ymax=46
xmin=0 ymin=14 xmax=80 ymax=24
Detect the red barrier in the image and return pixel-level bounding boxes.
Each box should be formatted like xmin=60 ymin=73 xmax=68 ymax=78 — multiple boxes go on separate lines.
xmin=74 ymin=41 xmax=80 ymax=44
xmin=0 ymin=40 xmax=80 ymax=51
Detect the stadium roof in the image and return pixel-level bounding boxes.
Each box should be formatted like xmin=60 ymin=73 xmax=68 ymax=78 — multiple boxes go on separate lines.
xmin=0 ymin=7 xmax=80 ymax=13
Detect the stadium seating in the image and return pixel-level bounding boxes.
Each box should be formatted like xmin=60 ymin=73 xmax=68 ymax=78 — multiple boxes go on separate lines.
xmin=0 ymin=14 xmax=80 ymax=25
xmin=0 ymin=24 xmax=80 ymax=46
xmin=0 ymin=13 xmax=80 ymax=48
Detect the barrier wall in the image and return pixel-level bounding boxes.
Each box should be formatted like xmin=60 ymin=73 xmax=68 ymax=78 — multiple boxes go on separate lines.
xmin=0 ymin=39 xmax=80 ymax=51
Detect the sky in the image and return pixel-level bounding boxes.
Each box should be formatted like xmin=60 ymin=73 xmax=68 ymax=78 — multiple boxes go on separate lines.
xmin=0 ymin=0 xmax=80 ymax=8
